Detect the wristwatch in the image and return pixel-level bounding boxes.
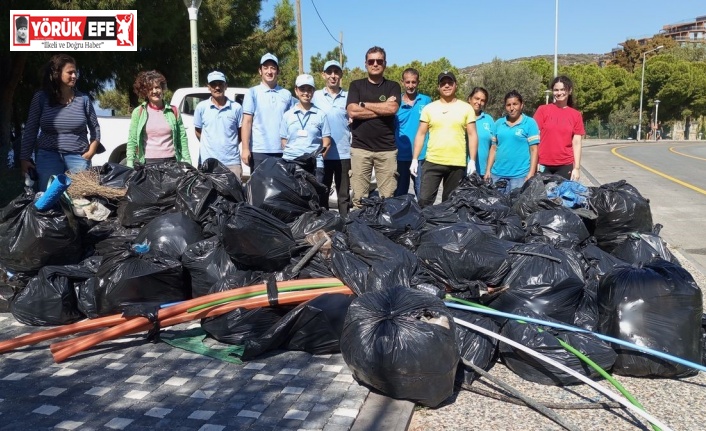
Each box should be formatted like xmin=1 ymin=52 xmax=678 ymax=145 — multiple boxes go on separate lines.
xmin=359 ymin=102 xmax=365 ymax=108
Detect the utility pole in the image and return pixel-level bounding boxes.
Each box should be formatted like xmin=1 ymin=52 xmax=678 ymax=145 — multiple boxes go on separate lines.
xmin=295 ymin=0 xmax=304 ymax=74
xmin=339 ymin=32 xmax=343 ymax=67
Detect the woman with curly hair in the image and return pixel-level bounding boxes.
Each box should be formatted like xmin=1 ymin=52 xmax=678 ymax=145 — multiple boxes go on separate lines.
xmin=126 ymin=70 xmax=190 ymax=167
xmin=20 ymin=53 xmax=101 ymax=191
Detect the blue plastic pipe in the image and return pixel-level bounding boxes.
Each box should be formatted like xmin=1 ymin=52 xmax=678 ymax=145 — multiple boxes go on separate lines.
xmin=34 ymin=174 xmax=71 ymax=211
xmin=445 ymin=301 xmax=706 ymax=373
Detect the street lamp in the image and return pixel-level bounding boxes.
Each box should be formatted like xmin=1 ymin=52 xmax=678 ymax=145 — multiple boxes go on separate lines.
xmin=637 ymin=45 xmax=663 ymax=141
xmin=554 ymin=0 xmax=559 ymax=77
xmin=654 ymin=99 xmax=661 ymax=141
xmin=183 ymin=0 xmax=203 ymax=88
xmin=544 ymin=89 xmax=552 ymax=104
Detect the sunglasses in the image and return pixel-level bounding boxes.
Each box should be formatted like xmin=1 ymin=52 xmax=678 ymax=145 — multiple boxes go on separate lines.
xmin=366 ymin=59 xmax=385 ymax=66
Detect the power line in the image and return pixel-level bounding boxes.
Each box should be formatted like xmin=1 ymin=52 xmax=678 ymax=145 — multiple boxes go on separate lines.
xmin=309 ymin=0 xmax=341 ymax=45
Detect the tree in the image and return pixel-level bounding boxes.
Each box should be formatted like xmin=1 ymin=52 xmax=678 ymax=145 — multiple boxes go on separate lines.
xmin=607 ymin=102 xmax=637 ymax=139
xmin=466 ymin=58 xmax=543 ymax=118
xmin=612 ymin=35 xmax=677 ymax=73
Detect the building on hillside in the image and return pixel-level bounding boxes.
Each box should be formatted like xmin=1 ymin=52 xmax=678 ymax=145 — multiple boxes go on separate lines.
xmin=659 ymin=15 xmax=706 ymax=46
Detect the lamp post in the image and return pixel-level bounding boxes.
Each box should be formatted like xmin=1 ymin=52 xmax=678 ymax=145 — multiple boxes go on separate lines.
xmin=637 ymin=45 xmax=663 ymax=141
xmin=183 ymin=0 xmax=203 ymax=88
xmin=554 ymin=0 xmax=559 ymax=77
xmin=544 ymin=89 xmax=552 ymax=104
xmin=654 ymin=99 xmax=660 ymax=141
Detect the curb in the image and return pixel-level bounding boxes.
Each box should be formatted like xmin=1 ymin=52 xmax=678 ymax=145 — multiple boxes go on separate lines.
xmin=351 ymin=392 xmax=415 ymax=431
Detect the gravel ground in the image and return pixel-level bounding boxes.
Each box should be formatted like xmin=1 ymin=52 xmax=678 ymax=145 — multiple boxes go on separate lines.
xmin=409 ymin=247 xmax=706 ymax=431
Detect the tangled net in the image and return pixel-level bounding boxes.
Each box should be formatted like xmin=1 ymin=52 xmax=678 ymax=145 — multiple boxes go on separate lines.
xmin=66 ymin=169 xmax=126 ymax=200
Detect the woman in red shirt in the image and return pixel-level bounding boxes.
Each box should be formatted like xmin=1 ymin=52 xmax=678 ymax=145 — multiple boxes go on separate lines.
xmin=533 ymin=75 xmax=585 ymax=181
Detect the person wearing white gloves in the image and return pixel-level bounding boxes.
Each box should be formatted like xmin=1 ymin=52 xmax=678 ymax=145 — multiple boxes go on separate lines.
xmin=410 ymin=71 xmax=477 ymax=207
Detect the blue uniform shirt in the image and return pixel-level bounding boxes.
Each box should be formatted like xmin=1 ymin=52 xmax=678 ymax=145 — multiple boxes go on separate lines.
xmin=474 ymin=111 xmax=495 ymax=175
xmin=395 ymin=93 xmax=432 ymax=161
xmin=491 ymin=114 xmax=540 ymax=178
xmin=280 ymin=104 xmax=331 ymax=161
xmin=242 ymin=83 xmax=294 ymax=153
xmin=193 ymin=98 xmax=243 ymax=166
xmin=312 ymin=88 xmax=350 ymax=160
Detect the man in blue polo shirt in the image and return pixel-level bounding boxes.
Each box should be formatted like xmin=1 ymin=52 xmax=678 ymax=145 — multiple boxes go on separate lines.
xmin=312 ymin=59 xmax=351 ymax=217
xmin=395 ymin=68 xmax=431 ymax=197
xmin=194 ymin=71 xmax=244 ymax=177
xmin=241 ymin=53 xmax=294 ymax=172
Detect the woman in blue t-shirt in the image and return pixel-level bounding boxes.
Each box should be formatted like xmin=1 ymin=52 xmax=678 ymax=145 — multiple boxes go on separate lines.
xmin=467 ymin=87 xmax=494 ymax=176
xmin=484 ymin=90 xmax=540 ymax=194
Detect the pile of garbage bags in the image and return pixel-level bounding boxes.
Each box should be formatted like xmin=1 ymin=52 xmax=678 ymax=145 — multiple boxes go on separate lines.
xmin=1 ymin=164 xmax=703 ymax=408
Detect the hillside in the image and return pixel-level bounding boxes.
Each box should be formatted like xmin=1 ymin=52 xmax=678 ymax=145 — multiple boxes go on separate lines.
xmin=460 ymin=53 xmax=603 ymax=76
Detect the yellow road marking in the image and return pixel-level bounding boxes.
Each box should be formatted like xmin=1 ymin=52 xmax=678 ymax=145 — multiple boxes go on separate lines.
xmin=669 ymin=145 xmax=706 ymax=161
xmin=611 ymin=145 xmax=706 ymax=196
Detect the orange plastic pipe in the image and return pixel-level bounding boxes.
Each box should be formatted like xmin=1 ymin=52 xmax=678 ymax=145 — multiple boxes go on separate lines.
xmin=52 ymin=286 xmax=352 ymax=363
xmin=0 ymin=278 xmax=342 ymax=355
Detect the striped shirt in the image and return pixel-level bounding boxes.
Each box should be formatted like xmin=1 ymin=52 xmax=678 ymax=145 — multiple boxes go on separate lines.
xmin=20 ymin=90 xmax=100 ymax=160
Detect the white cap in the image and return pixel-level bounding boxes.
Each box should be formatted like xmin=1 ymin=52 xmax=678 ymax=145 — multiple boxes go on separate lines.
xmin=260 ymin=52 xmax=279 ymax=66
xmin=207 ymin=71 xmax=226 ymax=83
xmin=295 ymin=74 xmax=315 ymax=88
xmin=323 ymin=60 xmax=342 ymax=71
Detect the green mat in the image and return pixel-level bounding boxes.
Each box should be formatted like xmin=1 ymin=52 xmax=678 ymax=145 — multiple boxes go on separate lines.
xmin=162 ymin=328 xmax=244 ymax=364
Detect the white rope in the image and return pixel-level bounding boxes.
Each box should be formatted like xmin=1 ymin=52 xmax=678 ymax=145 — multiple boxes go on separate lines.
xmin=453 ymin=317 xmax=674 ymax=431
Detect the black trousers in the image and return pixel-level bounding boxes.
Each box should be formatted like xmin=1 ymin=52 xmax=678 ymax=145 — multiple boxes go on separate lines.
xmin=419 ymin=161 xmax=465 ymax=207
xmin=543 ymin=164 xmax=573 ymax=180
xmin=321 ymin=158 xmax=351 ymax=218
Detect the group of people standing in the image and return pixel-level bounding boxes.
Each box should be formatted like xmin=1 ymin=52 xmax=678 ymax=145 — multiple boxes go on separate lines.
xmin=19 ymin=50 xmax=585 ymax=216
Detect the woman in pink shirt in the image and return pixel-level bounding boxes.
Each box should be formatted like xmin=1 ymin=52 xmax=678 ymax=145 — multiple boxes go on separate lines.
xmin=126 ymin=70 xmax=190 ymax=167
xmin=533 ymin=75 xmax=585 ymax=181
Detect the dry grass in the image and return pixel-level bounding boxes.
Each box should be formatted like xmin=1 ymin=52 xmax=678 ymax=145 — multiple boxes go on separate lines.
xmin=66 ymin=169 xmax=126 ymax=200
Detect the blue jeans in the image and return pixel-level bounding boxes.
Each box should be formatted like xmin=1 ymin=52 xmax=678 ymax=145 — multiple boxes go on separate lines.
xmin=394 ymin=160 xmax=413 ymax=197
xmin=490 ymin=175 xmax=525 ymax=195
xmin=414 ymin=159 xmax=424 ymax=199
xmin=36 ymin=149 xmax=90 ymax=192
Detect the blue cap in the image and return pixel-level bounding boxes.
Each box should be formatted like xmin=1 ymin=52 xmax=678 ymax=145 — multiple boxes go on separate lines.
xmin=295 ymin=74 xmax=315 ymax=88
xmin=260 ymin=53 xmax=279 ymax=66
xmin=323 ymin=60 xmax=342 ymax=72
xmin=207 ymin=71 xmax=226 ymax=83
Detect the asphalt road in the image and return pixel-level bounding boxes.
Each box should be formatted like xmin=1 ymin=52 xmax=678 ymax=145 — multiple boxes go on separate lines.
xmin=581 ymin=139 xmax=706 ymax=274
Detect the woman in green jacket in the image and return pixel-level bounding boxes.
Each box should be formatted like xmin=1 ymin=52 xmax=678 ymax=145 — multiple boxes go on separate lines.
xmin=126 ymin=70 xmax=190 ymax=167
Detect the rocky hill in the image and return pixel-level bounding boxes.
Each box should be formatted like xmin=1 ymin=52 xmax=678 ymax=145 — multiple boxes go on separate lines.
xmin=460 ymin=53 xmax=604 ymax=76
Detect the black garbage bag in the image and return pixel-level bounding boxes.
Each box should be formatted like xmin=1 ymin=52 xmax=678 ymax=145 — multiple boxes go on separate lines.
xmin=0 ymin=189 xmax=82 ymax=273
xmin=448 ymin=173 xmax=511 ymax=206
xmin=449 ymin=308 xmax=500 ymax=388
xmin=597 ymin=259 xmax=703 ymax=377
xmin=489 ymin=241 xmax=586 ymax=324
xmin=207 ymin=269 xmax=266 ymax=294
xmin=175 ymin=159 xmax=245 ymax=224
xmin=348 ymin=195 xmax=426 ymax=242
xmin=579 ymin=241 xmax=628 ymax=277
xmin=181 ymin=238 xmax=238 ymax=298
xmin=73 ymin=255 xmax=103 ymax=319
xmin=95 ymin=242 xmax=186 ymax=316
xmin=246 ymin=157 xmax=326 ymax=223
xmin=221 ymin=203 xmax=296 ymax=271
xmin=341 ymin=285 xmax=459 ymax=407
xmin=511 ymin=174 xmax=565 ymax=219
xmin=202 ymin=306 xmax=293 ymax=345
xmin=84 ymin=218 xmax=140 ymax=248
xmin=9 ymin=260 xmax=98 ymax=326
xmin=590 ymin=180 xmax=653 ymax=252
xmin=288 ymin=209 xmax=345 ymax=240
xmin=278 ymin=253 xmax=336 ymax=281
xmin=610 ymin=224 xmax=679 ymax=265
xmin=524 ymin=208 xmax=590 ymax=248
xmin=98 ymin=162 xmax=134 ymax=188
xmin=330 ymin=223 xmax=419 ymax=296
xmin=421 ymin=198 xmax=475 ymax=227
xmin=701 ymin=314 xmax=706 ymax=366
xmin=117 ymin=161 xmax=195 ymax=227
xmin=415 ymin=222 xmax=514 ymax=298
xmin=134 ymin=212 xmax=203 ymax=259
xmin=242 ymin=293 xmax=355 ymax=359
xmin=500 ymin=310 xmax=617 ymax=385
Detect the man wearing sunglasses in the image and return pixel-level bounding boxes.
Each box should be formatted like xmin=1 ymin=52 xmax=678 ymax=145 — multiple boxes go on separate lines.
xmin=346 ymin=46 xmax=401 ymax=208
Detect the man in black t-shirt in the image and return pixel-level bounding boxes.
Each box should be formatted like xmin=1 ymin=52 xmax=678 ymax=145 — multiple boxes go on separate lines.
xmin=346 ymin=46 xmax=401 ymax=208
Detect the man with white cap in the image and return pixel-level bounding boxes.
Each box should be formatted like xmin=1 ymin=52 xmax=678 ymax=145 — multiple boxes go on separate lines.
xmin=241 ymin=52 xmax=294 ymax=172
xmin=193 ymin=70 xmax=244 ymax=177
xmin=280 ymin=74 xmax=331 ymax=175
xmin=15 ymin=16 xmax=29 ymax=44
xmin=312 ymin=59 xmax=351 ymax=217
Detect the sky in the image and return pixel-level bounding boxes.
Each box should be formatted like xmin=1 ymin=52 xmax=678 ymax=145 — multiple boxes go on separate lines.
xmin=260 ymin=0 xmax=705 ymax=70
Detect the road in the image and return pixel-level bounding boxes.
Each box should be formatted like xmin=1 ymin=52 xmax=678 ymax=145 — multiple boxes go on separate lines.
xmin=581 ymin=139 xmax=706 ymax=274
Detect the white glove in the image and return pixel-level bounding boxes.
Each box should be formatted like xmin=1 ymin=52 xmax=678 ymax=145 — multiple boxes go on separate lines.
xmin=466 ymin=160 xmax=477 ymax=176
xmin=410 ymin=159 xmax=419 ymax=176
